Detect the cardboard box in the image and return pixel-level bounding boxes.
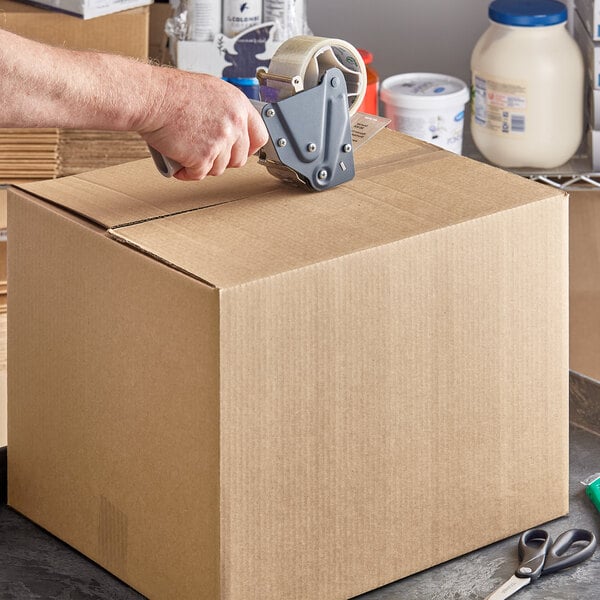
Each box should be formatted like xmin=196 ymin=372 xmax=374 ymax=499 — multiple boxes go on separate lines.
xmin=0 ymin=312 xmax=5 ymax=449
xmin=19 ymin=0 xmax=151 ymax=20
xmin=149 ymin=1 xmax=171 ymax=63
xmin=0 ymin=188 xmax=6 ymax=449
xmin=569 ymin=191 xmax=600 ymax=435
xmin=575 ymin=8 xmax=600 ymax=88
xmin=0 ymin=187 xmax=7 ymax=231
xmin=0 ymin=0 xmax=149 ymax=58
xmin=7 ymin=129 xmax=569 ymax=600
xmin=570 ymin=190 xmax=600 ymax=381
xmin=0 ymin=185 xmax=6 ymax=306
xmin=575 ymin=0 xmax=600 ymax=40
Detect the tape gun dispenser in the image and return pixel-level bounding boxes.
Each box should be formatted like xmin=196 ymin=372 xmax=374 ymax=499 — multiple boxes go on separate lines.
xmin=150 ymin=36 xmax=368 ymax=192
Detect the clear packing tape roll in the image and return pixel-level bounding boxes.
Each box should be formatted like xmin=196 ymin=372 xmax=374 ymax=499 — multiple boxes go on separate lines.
xmin=260 ymin=35 xmax=367 ymax=115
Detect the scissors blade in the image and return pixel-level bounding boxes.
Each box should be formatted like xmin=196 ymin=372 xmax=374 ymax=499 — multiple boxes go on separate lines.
xmin=484 ymin=575 xmax=531 ymax=600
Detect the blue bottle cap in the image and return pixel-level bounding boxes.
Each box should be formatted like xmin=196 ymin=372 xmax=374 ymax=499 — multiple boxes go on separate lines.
xmin=489 ymin=0 xmax=567 ymax=27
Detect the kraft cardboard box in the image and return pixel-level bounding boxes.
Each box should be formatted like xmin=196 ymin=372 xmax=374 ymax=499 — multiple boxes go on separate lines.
xmin=569 ymin=191 xmax=600 ymax=433
xmin=0 ymin=0 xmax=149 ymax=58
xmin=0 ymin=187 xmax=7 ymax=230
xmin=7 ymin=129 xmax=569 ymax=600
xmin=17 ymin=0 xmax=151 ymax=20
xmin=148 ymin=1 xmax=171 ymax=63
xmin=0 ymin=188 xmax=5 ymax=449
xmin=570 ymin=191 xmax=600 ymax=382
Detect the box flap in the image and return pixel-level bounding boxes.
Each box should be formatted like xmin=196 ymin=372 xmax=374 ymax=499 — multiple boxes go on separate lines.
xmin=17 ymin=158 xmax=282 ymax=228
xmin=109 ymin=129 xmax=564 ymax=288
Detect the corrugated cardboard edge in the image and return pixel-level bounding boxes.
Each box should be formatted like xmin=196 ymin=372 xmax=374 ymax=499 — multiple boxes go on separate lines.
xmin=107 ymin=228 xmax=218 ymax=289
xmin=11 ymin=181 xmax=256 ymax=236
xmin=13 ymin=157 xmax=283 ymax=231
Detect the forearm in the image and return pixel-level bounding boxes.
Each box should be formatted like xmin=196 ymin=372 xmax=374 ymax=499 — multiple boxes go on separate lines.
xmin=0 ymin=28 xmax=160 ymax=131
xmin=0 ymin=27 xmax=268 ymax=180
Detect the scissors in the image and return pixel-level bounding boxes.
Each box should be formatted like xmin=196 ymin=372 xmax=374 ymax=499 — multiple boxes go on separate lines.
xmin=484 ymin=527 xmax=597 ymax=599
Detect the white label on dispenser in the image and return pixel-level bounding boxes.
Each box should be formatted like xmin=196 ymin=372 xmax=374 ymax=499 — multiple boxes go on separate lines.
xmin=473 ymin=74 xmax=527 ymax=135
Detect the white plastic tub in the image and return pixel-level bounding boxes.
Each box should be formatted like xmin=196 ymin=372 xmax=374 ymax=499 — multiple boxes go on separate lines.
xmin=380 ymin=73 xmax=469 ymax=154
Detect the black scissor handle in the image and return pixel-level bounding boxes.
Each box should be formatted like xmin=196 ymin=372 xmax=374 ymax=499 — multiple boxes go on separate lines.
xmin=543 ymin=529 xmax=597 ymax=575
xmin=517 ymin=528 xmax=552 ymax=579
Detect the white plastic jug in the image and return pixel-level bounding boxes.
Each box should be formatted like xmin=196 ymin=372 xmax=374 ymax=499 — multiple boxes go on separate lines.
xmin=471 ymin=0 xmax=584 ymax=168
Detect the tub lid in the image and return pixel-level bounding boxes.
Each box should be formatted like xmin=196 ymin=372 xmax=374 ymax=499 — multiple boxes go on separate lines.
xmin=379 ymin=73 xmax=469 ymax=110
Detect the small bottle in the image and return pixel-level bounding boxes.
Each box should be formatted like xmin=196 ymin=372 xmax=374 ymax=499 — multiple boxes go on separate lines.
xmin=263 ymin=0 xmax=310 ymax=41
xmin=186 ymin=0 xmax=221 ymax=41
xmin=222 ymin=0 xmax=262 ymax=37
xmin=471 ymin=0 xmax=584 ymax=168
xmin=263 ymin=0 xmax=288 ymax=40
xmin=292 ymin=0 xmax=311 ymax=36
xmin=357 ymin=49 xmax=379 ymax=115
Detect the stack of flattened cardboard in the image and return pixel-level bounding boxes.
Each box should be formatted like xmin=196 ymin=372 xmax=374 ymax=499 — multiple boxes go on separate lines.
xmin=57 ymin=130 xmax=150 ymax=177
xmin=0 ymin=129 xmax=59 ymax=181
xmin=0 ymin=128 xmax=151 ymax=181
xmin=0 ymin=0 xmax=150 ymax=183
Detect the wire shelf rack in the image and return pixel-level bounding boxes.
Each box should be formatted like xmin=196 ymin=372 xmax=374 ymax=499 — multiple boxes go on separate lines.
xmin=511 ymin=156 xmax=600 ymax=191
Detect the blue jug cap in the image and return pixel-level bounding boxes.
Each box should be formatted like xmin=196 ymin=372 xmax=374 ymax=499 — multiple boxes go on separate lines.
xmin=489 ymin=0 xmax=567 ymax=26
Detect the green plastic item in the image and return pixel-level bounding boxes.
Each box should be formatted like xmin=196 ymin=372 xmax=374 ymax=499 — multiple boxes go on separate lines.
xmin=583 ymin=473 xmax=600 ymax=513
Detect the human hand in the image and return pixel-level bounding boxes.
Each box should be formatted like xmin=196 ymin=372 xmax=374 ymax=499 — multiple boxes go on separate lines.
xmin=139 ymin=69 xmax=268 ymax=181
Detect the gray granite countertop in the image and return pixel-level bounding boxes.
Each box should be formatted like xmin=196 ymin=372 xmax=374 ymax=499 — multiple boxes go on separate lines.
xmin=1 ymin=422 xmax=600 ymax=599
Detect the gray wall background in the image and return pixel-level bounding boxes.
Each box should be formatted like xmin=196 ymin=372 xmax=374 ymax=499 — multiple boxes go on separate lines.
xmin=306 ymin=0 xmax=576 ymax=88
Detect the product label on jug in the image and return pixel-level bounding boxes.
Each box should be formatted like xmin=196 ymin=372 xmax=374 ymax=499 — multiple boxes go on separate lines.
xmin=473 ymin=74 xmax=527 ymax=135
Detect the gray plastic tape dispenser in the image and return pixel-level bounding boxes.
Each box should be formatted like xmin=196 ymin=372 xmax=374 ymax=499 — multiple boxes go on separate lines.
xmin=149 ymin=36 xmax=388 ymax=192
